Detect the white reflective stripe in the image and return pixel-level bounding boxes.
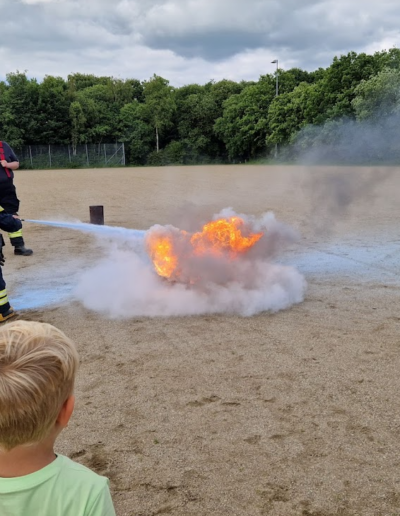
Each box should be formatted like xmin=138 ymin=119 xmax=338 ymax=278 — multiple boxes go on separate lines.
xmin=8 ymin=230 xmax=22 ymax=238
xmin=0 ymin=289 xmax=7 ymax=299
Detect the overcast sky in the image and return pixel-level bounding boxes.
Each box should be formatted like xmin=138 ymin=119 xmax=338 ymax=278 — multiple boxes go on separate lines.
xmin=3 ymin=0 xmax=400 ymax=86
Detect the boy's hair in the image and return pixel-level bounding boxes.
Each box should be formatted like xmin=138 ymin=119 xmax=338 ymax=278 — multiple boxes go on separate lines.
xmin=0 ymin=320 xmax=79 ymax=450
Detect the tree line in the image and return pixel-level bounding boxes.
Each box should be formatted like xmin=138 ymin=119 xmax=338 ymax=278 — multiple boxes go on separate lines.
xmin=1 ymin=47 xmax=400 ymax=166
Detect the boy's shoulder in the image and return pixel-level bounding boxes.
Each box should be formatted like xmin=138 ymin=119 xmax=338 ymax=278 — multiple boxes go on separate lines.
xmin=57 ymin=454 xmax=108 ymax=485
xmin=0 ymin=454 xmax=108 ymax=493
xmin=0 ymin=454 xmax=115 ymax=516
xmin=55 ymin=455 xmax=115 ymax=515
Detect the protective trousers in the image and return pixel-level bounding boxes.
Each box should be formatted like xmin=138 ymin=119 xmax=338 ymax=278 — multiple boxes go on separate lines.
xmin=0 ymin=215 xmax=22 ymax=314
xmin=0 ymin=264 xmax=10 ymax=314
xmin=0 ymin=182 xmax=25 ymax=248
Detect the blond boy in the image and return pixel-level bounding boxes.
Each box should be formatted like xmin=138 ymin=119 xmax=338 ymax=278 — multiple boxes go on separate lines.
xmin=0 ymin=321 xmax=116 ymax=516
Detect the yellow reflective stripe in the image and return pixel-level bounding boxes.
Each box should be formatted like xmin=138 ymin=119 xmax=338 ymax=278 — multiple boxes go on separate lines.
xmin=8 ymin=230 xmax=22 ymax=238
xmin=0 ymin=290 xmax=8 ymax=306
xmin=0 ymin=206 xmax=4 ymax=212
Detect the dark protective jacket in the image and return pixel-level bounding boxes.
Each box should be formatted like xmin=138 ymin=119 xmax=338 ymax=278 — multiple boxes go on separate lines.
xmin=0 ymin=141 xmax=18 ymax=183
xmin=0 ymin=212 xmax=22 ymax=234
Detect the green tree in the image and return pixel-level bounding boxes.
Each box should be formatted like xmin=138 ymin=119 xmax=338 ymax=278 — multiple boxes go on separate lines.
xmin=75 ymin=84 xmax=117 ymax=143
xmin=0 ymin=72 xmax=39 ymax=147
xmin=214 ymin=81 xmax=275 ymax=160
xmin=142 ymin=75 xmax=176 ymax=153
xmin=36 ymin=76 xmax=70 ymax=144
xmin=319 ymin=51 xmax=380 ymax=119
xmin=67 ymin=73 xmax=111 ymax=93
xmin=269 ymin=67 xmax=320 ymax=96
xmin=109 ymin=78 xmax=144 ymax=106
xmin=267 ymin=81 xmax=328 ymax=145
xmin=119 ymin=101 xmax=153 ymax=165
xmin=69 ymin=101 xmax=86 ymax=154
xmin=374 ymin=47 xmax=400 ymax=71
xmin=176 ymin=90 xmax=221 ymax=162
xmin=207 ymin=79 xmax=244 ymax=110
xmin=352 ymin=67 xmax=400 ymax=121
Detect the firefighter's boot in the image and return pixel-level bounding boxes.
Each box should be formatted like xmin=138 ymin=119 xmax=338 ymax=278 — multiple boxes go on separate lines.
xmin=14 ymin=245 xmax=33 ymax=256
xmin=0 ymin=307 xmax=16 ymax=323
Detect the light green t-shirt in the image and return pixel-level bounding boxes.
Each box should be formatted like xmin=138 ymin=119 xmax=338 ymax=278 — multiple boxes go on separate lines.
xmin=0 ymin=454 xmax=116 ymax=516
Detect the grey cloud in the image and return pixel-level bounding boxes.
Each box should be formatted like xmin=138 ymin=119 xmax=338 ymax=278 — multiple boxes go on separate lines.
xmin=139 ymin=0 xmax=400 ymax=62
xmin=2 ymin=0 xmax=400 ymax=84
xmin=144 ymin=31 xmax=267 ymax=61
xmin=3 ymin=1 xmax=123 ymax=55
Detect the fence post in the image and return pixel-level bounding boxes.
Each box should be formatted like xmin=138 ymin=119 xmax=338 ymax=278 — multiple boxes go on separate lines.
xmin=68 ymin=145 xmax=71 ymax=163
xmin=48 ymin=145 xmax=52 ymax=167
xmin=104 ymin=144 xmax=107 ymax=165
xmin=122 ymin=142 xmax=125 ymax=166
xmin=29 ymin=146 xmax=33 ymax=168
xmin=86 ymin=144 xmax=89 ymax=166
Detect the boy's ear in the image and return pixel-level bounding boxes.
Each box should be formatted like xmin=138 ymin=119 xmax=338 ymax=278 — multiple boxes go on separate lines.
xmin=56 ymin=395 xmax=75 ymax=428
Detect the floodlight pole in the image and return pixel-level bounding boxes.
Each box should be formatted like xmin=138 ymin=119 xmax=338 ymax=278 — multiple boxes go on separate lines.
xmin=271 ymin=59 xmax=279 ymax=158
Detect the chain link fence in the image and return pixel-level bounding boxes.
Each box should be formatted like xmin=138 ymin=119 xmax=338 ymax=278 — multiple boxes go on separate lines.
xmin=15 ymin=143 xmax=125 ymax=169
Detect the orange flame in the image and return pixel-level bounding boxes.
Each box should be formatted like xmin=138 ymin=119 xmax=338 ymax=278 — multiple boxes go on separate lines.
xmin=146 ymin=217 xmax=263 ymax=281
xmin=146 ymin=233 xmax=180 ymax=279
xmin=191 ymin=217 xmax=262 ymax=257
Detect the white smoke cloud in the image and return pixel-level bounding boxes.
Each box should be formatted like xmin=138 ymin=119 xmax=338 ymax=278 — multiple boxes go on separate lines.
xmin=74 ymin=210 xmax=307 ymax=317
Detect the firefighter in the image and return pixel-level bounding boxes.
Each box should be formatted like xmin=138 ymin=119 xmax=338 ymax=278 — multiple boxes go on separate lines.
xmin=0 ymin=212 xmax=23 ymax=322
xmin=0 ymin=140 xmax=32 ymax=256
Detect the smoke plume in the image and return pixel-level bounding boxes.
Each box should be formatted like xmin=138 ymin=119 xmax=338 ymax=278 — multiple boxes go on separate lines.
xmin=304 ymin=167 xmax=392 ymax=235
xmin=74 ymin=209 xmax=306 ymax=318
xmin=291 ymin=113 xmax=400 ymax=166
xmin=283 ymin=114 xmax=397 ymax=235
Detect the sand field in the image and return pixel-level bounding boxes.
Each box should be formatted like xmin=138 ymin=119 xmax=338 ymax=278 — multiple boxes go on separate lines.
xmin=5 ymin=165 xmax=400 ymax=516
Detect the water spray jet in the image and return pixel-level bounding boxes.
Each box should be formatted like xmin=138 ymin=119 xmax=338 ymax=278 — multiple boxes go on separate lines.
xmin=20 ymin=218 xmax=146 ymax=239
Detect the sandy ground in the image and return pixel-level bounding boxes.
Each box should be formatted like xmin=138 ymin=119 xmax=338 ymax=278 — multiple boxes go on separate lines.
xmin=4 ymin=165 xmax=400 ymax=515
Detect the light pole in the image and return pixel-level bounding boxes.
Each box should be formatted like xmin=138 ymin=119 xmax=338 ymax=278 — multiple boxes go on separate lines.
xmin=271 ymin=59 xmax=279 ymax=96
xmin=271 ymin=59 xmax=279 ymax=158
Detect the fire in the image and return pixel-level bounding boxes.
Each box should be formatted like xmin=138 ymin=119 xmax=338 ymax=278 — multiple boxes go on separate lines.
xmin=146 ymin=233 xmax=180 ymax=279
xmin=191 ymin=217 xmax=262 ymax=257
xmin=146 ymin=217 xmax=263 ymax=281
